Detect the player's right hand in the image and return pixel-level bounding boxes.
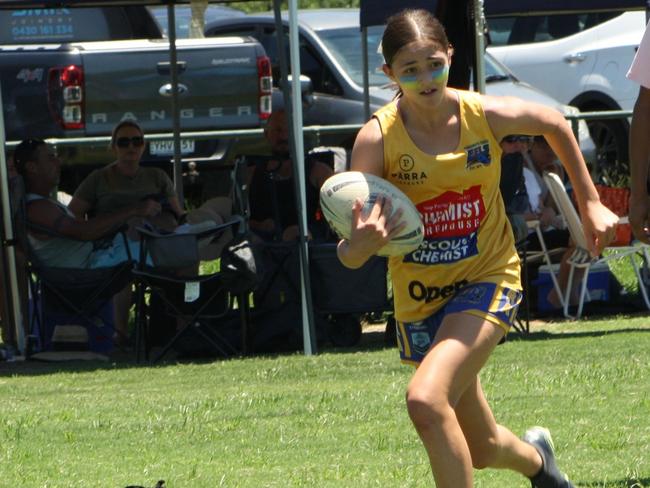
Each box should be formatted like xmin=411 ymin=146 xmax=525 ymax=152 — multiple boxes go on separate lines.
xmin=348 ymin=195 xmax=405 ymax=257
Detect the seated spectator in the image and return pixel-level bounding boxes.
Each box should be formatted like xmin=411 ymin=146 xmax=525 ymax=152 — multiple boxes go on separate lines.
xmin=524 ymin=135 xmax=567 ymax=208
xmin=501 ymin=135 xmax=584 ymax=309
xmin=13 ymin=138 xmax=160 ymax=268
xmin=501 ymin=135 xmax=569 ymax=246
xmin=499 ymin=135 xmax=533 ymax=242
xmin=247 ymin=108 xmax=334 ymax=242
xmin=69 ymin=120 xmax=233 ymax=253
xmin=1 ymin=154 xmax=28 ymax=352
xmin=68 ymin=120 xmax=235 ymax=345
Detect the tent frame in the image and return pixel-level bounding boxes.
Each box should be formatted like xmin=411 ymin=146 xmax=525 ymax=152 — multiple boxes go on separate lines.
xmin=0 ymin=0 xmax=316 ymax=356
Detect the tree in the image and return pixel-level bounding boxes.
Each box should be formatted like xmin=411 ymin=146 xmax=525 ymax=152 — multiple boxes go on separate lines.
xmin=231 ymin=0 xmax=360 ymax=14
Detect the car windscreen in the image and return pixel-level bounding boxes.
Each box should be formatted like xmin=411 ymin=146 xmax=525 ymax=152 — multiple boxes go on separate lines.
xmin=148 ymin=5 xmax=245 ymax=39
xmin=317 ymin=25 xmax=388 ymax=87
xmin=0 ymin=8 xmax=133 ymax=44
xmin=484 ymin=54 xmax=512 ymax=82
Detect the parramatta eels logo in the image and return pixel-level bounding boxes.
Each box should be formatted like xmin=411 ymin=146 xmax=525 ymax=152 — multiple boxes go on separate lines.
xmin=391 ymin=153 xmax=428 ymax=185
xmin=465 ymin=140 xmax=491 ymax=170
xmin=404 ymin=185 xmax=485 ymax=265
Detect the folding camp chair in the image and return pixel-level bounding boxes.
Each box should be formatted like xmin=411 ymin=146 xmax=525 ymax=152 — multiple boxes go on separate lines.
xmin=309 ymin=242 xmax=391 ymax=346
xmin=543 ymin=172 xmax=650 ymax=319
xmin=500 ymin=151 xmax=561 ymax=332
xmin=132 ymin=218 xmax=244 ymax=362
xmin=9 ymin=175 xmax=134 ymax=353
xmin=244 ymin=241 xmax=390 ymax=350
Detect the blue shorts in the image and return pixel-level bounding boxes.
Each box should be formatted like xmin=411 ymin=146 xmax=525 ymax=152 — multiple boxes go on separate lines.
xmin=88 ymin=234 xmax=146 ymax=269
xmin=396 ymin=282 xmax=522 ymax=366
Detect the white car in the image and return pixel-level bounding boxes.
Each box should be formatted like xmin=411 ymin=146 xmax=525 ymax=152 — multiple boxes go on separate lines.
xmin=487 ymin=10 xmax=647 ymax=178
xmin=205 ymin=8 xmax=596 ymax=162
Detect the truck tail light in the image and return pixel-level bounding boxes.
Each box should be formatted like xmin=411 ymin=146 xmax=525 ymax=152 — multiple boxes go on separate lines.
xmin=257 ymin=55 xmax=272 ymax=121
xmin=47 ymin=65 xmax=85 ymax=130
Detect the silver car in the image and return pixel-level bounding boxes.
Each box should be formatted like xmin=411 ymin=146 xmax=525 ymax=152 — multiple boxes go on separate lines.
xmin=205 ymin=8 xmax=596 ymax=162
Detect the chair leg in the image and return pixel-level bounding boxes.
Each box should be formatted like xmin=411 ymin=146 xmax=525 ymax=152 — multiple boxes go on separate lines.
xmin=563 ymin=265 xmax=575 ymax=319
xmin=152 ymin=319 xmax=237 ymax=363
xmin=633 ymin=249 xmax=650 ymax=310
xmin=576 ymin=268 xmax=591 ymax=319
xmin=522 ymin=249 xmax=530 ymax=333
xmin=153 ymin=322 xmax=191 ymax=363
xmin=238 ymin=293 xmax=252 ymax=354
xmin=134 ymin=281 xmax=147 ymax=363
xmin=28 ymin=278 xmax=44 ymax=353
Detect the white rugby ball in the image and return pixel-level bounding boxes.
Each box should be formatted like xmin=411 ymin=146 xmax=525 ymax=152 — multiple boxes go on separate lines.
xmin=320 ymin=171 xmax=424 ymax=256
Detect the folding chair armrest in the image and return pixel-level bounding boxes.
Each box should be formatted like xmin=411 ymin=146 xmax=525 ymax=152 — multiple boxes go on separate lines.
xmin=526 ymin=219 xmax=541 ymax=230
xmin=135 ymin=215 xmax=242 ymax=241
xmin=193 ymin=216 xmax=243 ymax=240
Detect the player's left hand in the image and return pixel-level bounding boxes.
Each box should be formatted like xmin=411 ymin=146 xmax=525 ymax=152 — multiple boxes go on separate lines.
xmin=581 ymin=200 xmax=619 ymax=257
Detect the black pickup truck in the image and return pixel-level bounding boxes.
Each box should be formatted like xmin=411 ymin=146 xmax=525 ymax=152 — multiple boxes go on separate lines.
xmin=0 ymin=6 xmax=271 ymax=191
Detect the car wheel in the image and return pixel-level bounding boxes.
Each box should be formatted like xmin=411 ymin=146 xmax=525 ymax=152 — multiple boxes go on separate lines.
xmin=587 ymin=118 xmax=630 ymax=186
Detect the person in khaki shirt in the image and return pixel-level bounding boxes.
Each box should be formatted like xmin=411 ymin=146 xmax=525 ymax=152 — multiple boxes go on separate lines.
xmin=69 ymin=120 xmax=233 ymax=347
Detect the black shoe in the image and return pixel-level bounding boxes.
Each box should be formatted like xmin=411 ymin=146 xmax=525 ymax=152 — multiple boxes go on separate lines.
xmin=523 ymin=427 xmax=574 ymax=488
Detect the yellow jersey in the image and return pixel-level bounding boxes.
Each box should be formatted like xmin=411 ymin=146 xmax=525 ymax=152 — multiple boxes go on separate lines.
xmin=373 ymin=89 xmax=522 ymax=323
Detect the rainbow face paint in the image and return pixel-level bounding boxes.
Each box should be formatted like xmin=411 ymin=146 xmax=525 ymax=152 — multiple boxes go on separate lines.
xmin=398 ymin=65 xmax=449 ymax=92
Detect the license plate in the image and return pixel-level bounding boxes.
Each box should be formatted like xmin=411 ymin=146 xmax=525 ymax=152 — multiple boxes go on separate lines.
xmin=150 ymin=139 xmax=195 ymax=156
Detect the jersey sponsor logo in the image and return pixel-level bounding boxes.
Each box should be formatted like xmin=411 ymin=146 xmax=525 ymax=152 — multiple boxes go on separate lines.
xmin=407 ymin=233 xmax=478 ymax=264
xmin=391 ymin=153 xmax=428 ymax=185
xmin=405 ymin=186 xmax=484 ymax=265
xmin=465 ymin=140 xmax=491 ymax=170
xmin=407 ymin=323 xmax=432 ymax=357
xmin=408 ymin=279 xmax=469 ymax=303
xmin=398 ymin=154 xmax=415 ymax=171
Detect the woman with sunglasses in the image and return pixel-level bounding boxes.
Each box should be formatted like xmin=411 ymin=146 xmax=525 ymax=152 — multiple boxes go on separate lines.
xmin=68 ymin=121 xmax=182 ymax=346
xmin=69 ymin=120 xmax=184 ymax=229
xmin=69 ymin=120 xmax=233 ymax=346
xmin=337 ymin=9 xmax=618 ymax=488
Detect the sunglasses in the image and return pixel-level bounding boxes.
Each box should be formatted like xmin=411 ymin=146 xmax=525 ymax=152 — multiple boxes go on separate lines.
xmin=115 ymin=136 xmax=145 ymax=148
xmin=502 ymin=135 xmax=531 ymax=144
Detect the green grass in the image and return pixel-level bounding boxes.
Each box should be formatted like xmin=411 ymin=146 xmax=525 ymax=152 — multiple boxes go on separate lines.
xmin=0 ymin=317 xmax=649 ymax=487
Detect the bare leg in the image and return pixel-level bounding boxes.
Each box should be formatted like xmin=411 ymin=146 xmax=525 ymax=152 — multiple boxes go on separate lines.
xmin=456 ymin=376 xmax=541 ymax=476
xmin=113 ymin=284 xmax=133 ymax=344
xmin=405 ymin=312 xmax=541 ymax=487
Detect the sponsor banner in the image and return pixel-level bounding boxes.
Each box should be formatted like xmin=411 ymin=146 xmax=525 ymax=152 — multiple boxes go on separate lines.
xmin=405 ymin=186 xmax=484 ymax=265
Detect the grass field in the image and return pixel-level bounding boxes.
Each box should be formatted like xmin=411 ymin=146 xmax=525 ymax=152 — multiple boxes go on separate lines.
xmin=0 ymin=316 xmax=648 ymax=487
